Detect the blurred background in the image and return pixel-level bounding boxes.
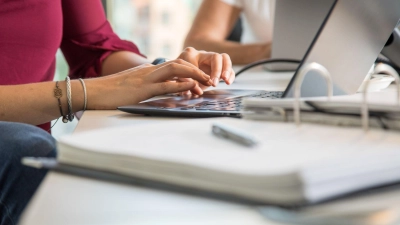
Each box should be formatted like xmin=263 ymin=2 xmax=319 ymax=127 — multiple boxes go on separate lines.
xmin=53 ymin=0 xmax=202 ymax=138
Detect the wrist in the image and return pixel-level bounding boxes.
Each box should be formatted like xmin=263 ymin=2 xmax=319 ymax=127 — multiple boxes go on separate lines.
xmin=83 ymin=77 xmax=117 ymax=110
xmin=70 ymin=80 xmax=85 ymax=112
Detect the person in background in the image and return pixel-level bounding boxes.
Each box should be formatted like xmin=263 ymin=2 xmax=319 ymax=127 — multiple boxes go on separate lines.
xmin=184 ymin=0 xmax=275 ymax=65
xmin=0 ymin=1 xmax=235 ymax=224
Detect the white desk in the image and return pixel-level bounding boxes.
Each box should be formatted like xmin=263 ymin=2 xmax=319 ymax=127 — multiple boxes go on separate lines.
xmin=19 ymin=68 xmax=293 ymax=225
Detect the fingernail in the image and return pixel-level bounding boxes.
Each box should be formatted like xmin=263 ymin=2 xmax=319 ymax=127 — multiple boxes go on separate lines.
xmin=222 ymin=71 xmax=229 ymax=79
xmin=213 ymin=77 xmax=219 ymax=86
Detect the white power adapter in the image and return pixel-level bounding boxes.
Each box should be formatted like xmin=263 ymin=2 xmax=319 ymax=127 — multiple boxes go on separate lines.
xmin=358 ymin=63 xmax=397 ymax=92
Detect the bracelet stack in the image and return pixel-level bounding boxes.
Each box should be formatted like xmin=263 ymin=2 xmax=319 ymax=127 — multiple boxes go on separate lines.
xmin=53 ymin=77 xmax=87 ymax=124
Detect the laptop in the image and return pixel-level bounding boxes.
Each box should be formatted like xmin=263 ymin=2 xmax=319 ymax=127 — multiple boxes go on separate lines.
xmin=118 ymin=0 xmax=400 ymax=118
xmin=265 ymin=0 xmax=334 ymax=71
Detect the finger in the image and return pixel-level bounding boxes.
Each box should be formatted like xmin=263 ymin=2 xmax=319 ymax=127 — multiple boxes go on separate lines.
xmin=223 ymin=68 xmax=235 ymax=85
xmin=227 ymin=68 xmax=235 ymax=85
xmin=221 ymin=53 xmax=232 ymax=82
xmin=180 ymin=90 xmax=191 ymax=95
xmin=189 ymin=83 xmax=203 ymax=95
xmin=154 ymin=58 xmax=199 ymax=70
xmin=176 ymin=50 xmax=204 ymax=83
xmin=209 ymin=53 xmax=223 ymax=86
xmin=179 ymin=47 xmax=200 ymax=67
xmin=151 ymin=81 xmax=196 ymax=96
xmin=177 ymin=78 xmax=203 ymax=95
xmin=151 ymin=62 xmax=213 ymax=87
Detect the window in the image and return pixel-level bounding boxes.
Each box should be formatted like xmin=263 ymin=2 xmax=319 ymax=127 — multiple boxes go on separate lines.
xmin=139 ymin=5 xmax=150 ymax=20
xmin=162 ymin=43 xmax=171 ymax=56
xmin=161 ymin=11 xmax=170 ymax=25
xmin=107 ymin=0 xmax=202 ymax=59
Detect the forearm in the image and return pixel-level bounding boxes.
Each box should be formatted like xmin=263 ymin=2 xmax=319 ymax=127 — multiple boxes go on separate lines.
xmin=0 ymin=49 xmax=233 ymax=125
xmin=0 ymin=81 xmax=86 ymax=125
xmin=101 ymin=51 xmax=151 ymax=76
xmin=0 ymin=76 xmax=123 ymax=125
xmin=184 ymin=39 xmax=270 ymax=65
xmin=0 ymin=50 xmax=174 ymax=124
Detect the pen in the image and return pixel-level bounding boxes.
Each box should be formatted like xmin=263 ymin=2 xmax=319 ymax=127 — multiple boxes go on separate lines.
xmin=212 ymin=122 xmax=259 ymax=147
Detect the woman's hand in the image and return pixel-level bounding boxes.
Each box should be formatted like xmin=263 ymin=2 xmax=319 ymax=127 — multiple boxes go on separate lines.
xmin=85 ymin=59 xmax=214 ymax=110
xmin=0 ymin=48 xmax=233 ymax=124
xmin=177 ymin=47 xmax=236 ymax=95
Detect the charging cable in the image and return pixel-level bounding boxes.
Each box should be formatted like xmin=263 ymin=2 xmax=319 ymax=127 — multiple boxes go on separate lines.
xmin=235 ymin=58 xmax=301 ymax=77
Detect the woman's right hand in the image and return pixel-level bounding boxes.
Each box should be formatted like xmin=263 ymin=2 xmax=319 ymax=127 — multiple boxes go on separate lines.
xmin=85 ymin=59 xmax=214 ymax=110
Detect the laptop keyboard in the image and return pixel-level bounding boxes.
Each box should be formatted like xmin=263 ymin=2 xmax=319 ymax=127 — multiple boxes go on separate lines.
xmin=179 ymin=91 xmax=283 ymax=111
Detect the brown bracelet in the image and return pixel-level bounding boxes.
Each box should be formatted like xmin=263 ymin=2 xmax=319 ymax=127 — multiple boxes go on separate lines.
xmin=54 ymin=81 xmax=68 ymax=123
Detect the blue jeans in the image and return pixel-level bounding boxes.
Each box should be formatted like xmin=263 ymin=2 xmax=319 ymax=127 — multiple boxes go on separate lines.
xmin=0 ymin=122 xmax=56 ymax=225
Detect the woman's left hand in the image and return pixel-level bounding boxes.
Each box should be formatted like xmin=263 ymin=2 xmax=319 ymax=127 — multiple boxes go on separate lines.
xmin=176 ymin=47 xmax=235 ymax=95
